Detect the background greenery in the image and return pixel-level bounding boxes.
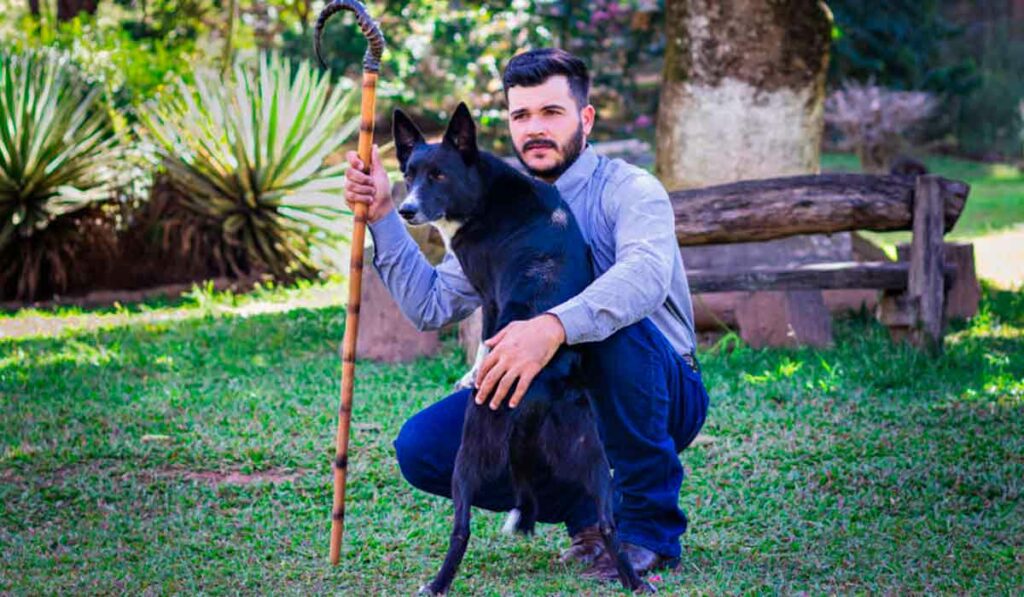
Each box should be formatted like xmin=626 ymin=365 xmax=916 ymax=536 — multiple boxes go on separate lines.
xmin=0 ymin=0 xmax=1021 ymax=301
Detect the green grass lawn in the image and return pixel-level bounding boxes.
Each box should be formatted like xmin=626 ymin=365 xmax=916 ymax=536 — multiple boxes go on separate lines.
xmin=2 ymin=285 xmax=1023 ymax=594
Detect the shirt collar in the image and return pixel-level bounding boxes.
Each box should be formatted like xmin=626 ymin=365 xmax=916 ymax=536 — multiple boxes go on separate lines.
xmin=554 ymin=144 xmax=599 ymax=200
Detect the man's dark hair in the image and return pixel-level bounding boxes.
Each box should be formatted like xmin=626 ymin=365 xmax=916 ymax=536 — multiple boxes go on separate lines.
xmin=502 ymin=48 xmax=591 ymax=109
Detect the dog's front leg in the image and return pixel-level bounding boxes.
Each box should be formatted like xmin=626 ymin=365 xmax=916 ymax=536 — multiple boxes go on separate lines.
xmin=420 ymin=452 xmax=476 ymax=596
xmin=454 ymin=344 xmax=489 ymax=391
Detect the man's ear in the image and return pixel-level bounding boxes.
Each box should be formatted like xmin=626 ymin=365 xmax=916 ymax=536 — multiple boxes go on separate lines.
xmin=392 ymin=109 xmax=425 ymax=171
xmin=580 ymin=103 xmax=596 ymax=137
xmin=442 ymin=102 xmax=479 ymax=164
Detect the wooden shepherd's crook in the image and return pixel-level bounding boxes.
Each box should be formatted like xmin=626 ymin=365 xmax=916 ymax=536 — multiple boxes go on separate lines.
xmin=313 ymin=0 xmax=385 ymax=565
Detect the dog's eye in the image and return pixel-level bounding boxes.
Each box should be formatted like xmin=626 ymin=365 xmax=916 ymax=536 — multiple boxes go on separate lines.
xmin=429 ymin=169 xmax=446 ymax=182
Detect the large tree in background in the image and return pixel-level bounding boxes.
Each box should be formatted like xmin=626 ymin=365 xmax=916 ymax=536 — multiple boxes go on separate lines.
xmin=56 ymin=0 xmax=99 ymax=21
xmin=655 ymin=0 xmax=832 ymax=191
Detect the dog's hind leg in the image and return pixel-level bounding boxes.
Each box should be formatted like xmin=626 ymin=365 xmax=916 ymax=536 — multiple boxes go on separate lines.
xmin=505 ymin=439 xmax=540 ymax=536
xmin=587 ymin=459 xmax=652 ymax=593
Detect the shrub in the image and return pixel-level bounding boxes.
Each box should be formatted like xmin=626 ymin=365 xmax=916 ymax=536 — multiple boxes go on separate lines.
xmin=3 ymin=8 xmax=200 ymax=121
xmin=825 ymin=83 xmax=939 ymax=173
xmin=0 ymin=51 xmax=126 ymax=300
xmin=139 ymin=52 xmax=358 ymax=281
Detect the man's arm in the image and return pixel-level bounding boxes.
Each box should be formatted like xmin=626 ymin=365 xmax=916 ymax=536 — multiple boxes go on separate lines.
xmin=546 ymin=171 xmax=675 ymax=343
xmin=369 ymin=210 xmax=482 ymax=330
xmin=345 ymin=146 xmax=481 ymax=331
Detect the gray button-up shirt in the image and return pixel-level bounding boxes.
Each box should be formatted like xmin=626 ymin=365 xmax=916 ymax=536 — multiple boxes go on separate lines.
xmin=368 ymin=145 xmax=697 ymax=355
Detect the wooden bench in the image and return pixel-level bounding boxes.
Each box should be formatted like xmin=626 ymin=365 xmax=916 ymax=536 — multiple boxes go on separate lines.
xmin=674 ymin=173 xmax=975 ymax=351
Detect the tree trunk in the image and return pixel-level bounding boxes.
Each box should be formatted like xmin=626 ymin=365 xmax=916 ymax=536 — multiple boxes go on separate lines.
xmin=298 ymin=0 xmax=312 ymax=33
xmin=56 ymin=0 xmax=99 ymax=21
xmin=657 ymin=0 xmax=840 ymax=274
xmin=28 ymin=0 xmax=40 ymax=16
xmin=655 ymin=0 xmax=832 ymax=190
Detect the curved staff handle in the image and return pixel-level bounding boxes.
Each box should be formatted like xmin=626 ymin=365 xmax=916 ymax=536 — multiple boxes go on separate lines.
xmin=313 ymin=0 xmax=385 ymax=566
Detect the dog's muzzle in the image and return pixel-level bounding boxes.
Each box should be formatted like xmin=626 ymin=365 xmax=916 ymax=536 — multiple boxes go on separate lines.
xmin=398 ymin=192 xmax=428 ymax=224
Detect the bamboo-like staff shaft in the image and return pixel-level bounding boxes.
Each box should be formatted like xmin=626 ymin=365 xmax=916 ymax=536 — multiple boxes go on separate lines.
xmin=329 ymin=70 xmax=377 ymax=565
xmin=314 ymin=0 xmax=385 ymax=566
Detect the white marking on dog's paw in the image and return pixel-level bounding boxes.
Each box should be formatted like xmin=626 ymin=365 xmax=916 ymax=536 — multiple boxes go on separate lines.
xmin=501 ymin=508 xmax=521 ymax=535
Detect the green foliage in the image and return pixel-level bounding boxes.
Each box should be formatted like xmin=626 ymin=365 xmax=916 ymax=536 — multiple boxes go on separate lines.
xmin=3 ymin=9 xmax=199 ymax=117
xmin=946 ymin=22 xmax=1024 ymax=158
xmin=286 ymin=0 xmax=663 ymax=146
xmin=1 ymin=283 xmax=1022 ymax=593
xmin=827 ymin=0 xmax=1024 ymax=158
xmin=285 ymin=1 xmax=553 ymax=144
xmin=0 ymin=51 xmax=125 ymax=300
xmin=139 ymin=53 xmax=358 ymax=281
xmin=559 ymin=0 xmax=665 ymax=135
xmin=114 ymin=0 xmax=213 ymax=43
xmin=827 ymin=0 xmax=978 ymax=94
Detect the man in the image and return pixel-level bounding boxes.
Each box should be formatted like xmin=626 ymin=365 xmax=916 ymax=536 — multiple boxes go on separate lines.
xmin=343 ymin=48 xmax=709 ymax=580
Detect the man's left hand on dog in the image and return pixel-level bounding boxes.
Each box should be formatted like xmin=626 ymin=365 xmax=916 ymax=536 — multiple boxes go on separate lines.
xmin=474 ymin=312 xmax=566 ymax=410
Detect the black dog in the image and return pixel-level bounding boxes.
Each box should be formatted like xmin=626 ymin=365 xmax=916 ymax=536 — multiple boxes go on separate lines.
xmin=392 ymin=103 xmax=650 ymax=595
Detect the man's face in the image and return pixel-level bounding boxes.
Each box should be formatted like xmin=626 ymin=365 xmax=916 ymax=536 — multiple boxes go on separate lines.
xmin=507 ymin=75 xmax=595 ymax=182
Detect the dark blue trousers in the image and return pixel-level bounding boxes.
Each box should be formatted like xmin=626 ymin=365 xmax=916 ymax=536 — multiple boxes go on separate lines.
xmin=393 ymin=318 xmax=709 ymax=558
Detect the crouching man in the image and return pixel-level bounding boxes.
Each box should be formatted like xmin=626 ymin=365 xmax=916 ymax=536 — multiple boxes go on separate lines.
xmin=343 ymin=48 xmax=709 ymax=580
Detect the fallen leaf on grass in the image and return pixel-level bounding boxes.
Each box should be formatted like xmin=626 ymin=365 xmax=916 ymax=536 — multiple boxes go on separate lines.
xmin=140 ymin=434 xmax=173 ymax=444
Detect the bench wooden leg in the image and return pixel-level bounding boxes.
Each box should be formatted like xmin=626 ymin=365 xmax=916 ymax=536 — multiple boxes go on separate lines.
xmin=879 ymin=176 xmax=949 ymax=352
xmin=735 ymin=289 xmax=833 ymax=348
xmin=897 ymin=241 xmax=979 ymax=321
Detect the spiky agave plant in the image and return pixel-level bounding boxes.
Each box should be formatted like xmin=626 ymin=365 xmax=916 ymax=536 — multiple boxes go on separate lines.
xmin=0 ymin=51 xmax=124 ymax=300
xmin=140 ymin=52 xmax=359 ymax=280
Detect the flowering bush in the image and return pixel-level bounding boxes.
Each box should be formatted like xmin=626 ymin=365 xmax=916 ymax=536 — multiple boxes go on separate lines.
xmin=825 ymin=83 xmax=939 ymax=173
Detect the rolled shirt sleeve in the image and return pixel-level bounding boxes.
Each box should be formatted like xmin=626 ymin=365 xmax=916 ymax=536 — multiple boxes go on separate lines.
xmin=367 ymin=210 xmax=482 ymax=331
xmin=547 ymin=173 xmax=675 ymax=345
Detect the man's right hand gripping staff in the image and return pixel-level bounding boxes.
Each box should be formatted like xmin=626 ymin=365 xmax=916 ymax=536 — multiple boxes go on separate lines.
xmin=344 ymin=145 xmax=393 ymax=224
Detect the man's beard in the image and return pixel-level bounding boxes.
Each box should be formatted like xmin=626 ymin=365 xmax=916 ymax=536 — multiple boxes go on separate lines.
xmin=514 ymin=122 xmax=585 ymax=180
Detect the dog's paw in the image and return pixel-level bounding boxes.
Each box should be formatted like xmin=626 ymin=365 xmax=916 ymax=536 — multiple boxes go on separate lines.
xmin=634 ymin=580 xmax=657 ymax=594
xmin=454 ymin=345 xmax=489 ymax=391
xmin=453 ymin=368 xmax=477 ymax=391
xmin=417 ymin=584 xmax=444 ymax=596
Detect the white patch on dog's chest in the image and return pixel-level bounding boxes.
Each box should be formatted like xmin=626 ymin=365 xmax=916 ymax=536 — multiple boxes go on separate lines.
xmin=431 ymin=218 xmax=463 ymax=253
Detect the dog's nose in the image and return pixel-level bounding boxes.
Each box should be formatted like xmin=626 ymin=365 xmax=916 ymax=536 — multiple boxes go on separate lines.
xmin=398 ymin=203 xmax=419 ymax=222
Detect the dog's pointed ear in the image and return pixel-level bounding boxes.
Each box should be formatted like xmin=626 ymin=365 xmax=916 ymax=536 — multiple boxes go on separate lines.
xmin=392 ymin=109 xmax=425 ymax=171
xmin=443 ymin=102 xmax=478 ymax=163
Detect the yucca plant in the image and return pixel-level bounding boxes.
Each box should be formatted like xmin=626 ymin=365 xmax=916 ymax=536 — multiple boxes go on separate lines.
xmin=0 ymin=50 xmax=124 ymax=300
xmin=139 ymin=52 xmax=359 ymax=280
